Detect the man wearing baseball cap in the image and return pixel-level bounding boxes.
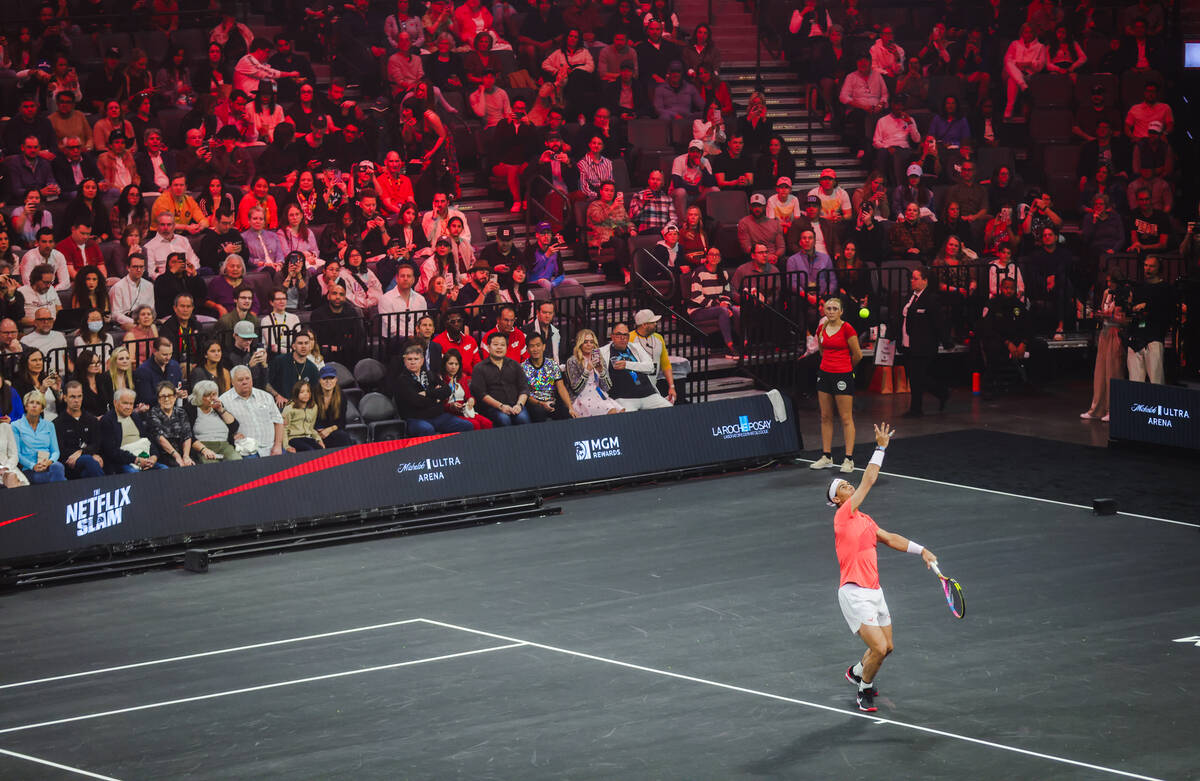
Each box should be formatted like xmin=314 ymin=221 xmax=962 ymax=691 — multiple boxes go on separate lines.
xmin=630 ymin=309 xmax=678 ymax=403
xmin=767 ymin=177 xmax=802 ymax=233
xmin=480 ymin=226 xmax=522 ymax=274
xmin=648 ymin=221 xmax=682 ymax=277
xmin=787 ymin=193 xmax=839 ymax=259
xmin=809 ymin=168 xmax=853 ymax=222
xmin=738 ymin=193 xmax=784 ymax=264
xmin=670 ymin=139 xmax=718 ymax=228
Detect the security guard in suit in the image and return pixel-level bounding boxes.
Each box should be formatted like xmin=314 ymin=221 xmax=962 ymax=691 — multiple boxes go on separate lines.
xmin=899 ymin=266 xmax=949 ymax=417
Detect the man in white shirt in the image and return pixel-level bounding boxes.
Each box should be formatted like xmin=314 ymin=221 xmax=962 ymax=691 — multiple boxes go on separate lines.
xmin=869 ymin=25 xmax=904 ymax=79
xmin=17 ymin=265 xmax=62 ymax=327
xmin=421 ymin=192 xmax=471 ymax=244
xmin=109 ymin=254 xmax=155 ymax=330
xmin=872 ymin=95 xmax=921 ymax=187
xmin=19 ymin=228 xmax=70 ymax=291
xmin=468 ymin=69 xmax=511 ymax=130
xmin=219 ymin=364 xmax=285 ymax=457
xmin=144 ymin=212 xmax=201 ymax=278
xmin=233 ymin=38 xmax=301 ymax=94
xmin=20 ymin=307 xmax=68 ymax=354
xmin=839 ymin=55 xmax=888 ymax=160
xmin=377 ymin=263 xmax=427 ymax=340
xmin=260 ymin=287 xmax=301 ymax=353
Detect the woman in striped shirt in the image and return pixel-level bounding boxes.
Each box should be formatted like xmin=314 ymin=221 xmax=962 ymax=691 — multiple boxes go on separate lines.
xmin=687 ymin=247 xmax=741 ymax=360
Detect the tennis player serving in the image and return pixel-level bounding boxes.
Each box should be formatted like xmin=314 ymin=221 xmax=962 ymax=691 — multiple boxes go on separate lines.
xmin=829 ymin=421 xmax=937 ymax=712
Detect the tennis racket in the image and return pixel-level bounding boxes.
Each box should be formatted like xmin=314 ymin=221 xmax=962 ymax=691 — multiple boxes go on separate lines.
xmin=930 ymin=562 xmax=965 ymax=619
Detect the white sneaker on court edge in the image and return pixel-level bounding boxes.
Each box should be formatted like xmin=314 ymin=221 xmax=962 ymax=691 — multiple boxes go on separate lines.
xmin=809 ymin=455 xmax=834 ymax=470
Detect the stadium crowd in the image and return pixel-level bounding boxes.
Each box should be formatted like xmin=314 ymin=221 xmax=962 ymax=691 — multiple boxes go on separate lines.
xmin=0 ymin=0 xmax=1194 ymax=487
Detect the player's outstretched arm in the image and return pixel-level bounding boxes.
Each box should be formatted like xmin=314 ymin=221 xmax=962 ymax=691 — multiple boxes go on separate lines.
xmin=876 ymin=527 xmax=938 ymax=569
xmin=848 ymin=422 xmax=893 ymax=511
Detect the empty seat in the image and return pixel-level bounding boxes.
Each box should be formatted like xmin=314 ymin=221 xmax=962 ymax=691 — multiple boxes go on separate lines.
xmin=1038 ymin=144 xmax=1080 ymax=178
xmin=612 ymin=157 xmax=632 ymax=193
xmin=135 ymin=30 xmax=169 ymax=64
xmin=1029 ymin=108 xmax=1074 ymax=144
xmin=977 ymin=146 xmax=1016 ymax=180
xmin=1029 ymin=73 xmax=1073 ymax=108
xmin=358 ymin=392 xmax=407 ymax=441
xmin=627 ymin=119 xmax=672 ymax=152
xmin=353 ymin=357 xmax=387 ymax=391
xmin=703 ymin=190 xmax=749 ymax=225
xmin=1043 ymin=175 xmax=1080 ymax=217
xmin=172 ymin=28 xmax=209 ymax=63
xmin=927 ymin=75 xmax=966 ymax=111
xmin=464 ymin=210 xmax=487 ymax=249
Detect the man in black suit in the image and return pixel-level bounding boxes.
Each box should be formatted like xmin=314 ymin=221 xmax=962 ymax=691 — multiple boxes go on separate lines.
xmin=899 ymin=267 xmax=949 ymax=417
xmin=51 ymin=136 xmax=102 ymax=198
xmin=134 ymin=129 xmax=179 ymax=195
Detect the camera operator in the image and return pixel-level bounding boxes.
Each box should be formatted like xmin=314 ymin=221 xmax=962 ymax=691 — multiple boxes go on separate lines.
xmin=1124 ymin=255 xmax=1174 ymax=384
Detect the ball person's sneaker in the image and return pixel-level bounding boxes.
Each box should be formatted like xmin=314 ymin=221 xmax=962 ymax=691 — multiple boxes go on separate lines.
xmin=856 ymin=689 xmax=878 ymax=712
xmin=840 ymin=457 xmax=854 ymax=473
xmin=809 ymin=455 xmax=834 ymax=469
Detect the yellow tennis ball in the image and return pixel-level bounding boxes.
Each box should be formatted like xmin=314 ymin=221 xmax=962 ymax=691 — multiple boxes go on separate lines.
xmin=859 ymin=306 xmax=870 ymax=319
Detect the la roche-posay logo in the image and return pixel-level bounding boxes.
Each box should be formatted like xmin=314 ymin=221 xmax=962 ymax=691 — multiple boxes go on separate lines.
xmin=712 ymin=415 xmax=772 ymax=440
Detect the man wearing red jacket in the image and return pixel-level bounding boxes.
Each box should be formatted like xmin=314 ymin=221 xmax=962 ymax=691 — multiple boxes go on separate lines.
xmin=433 ymin=311 xmax=481 ymax=377
xmin=56 ymin=220 xmax=106 ymax=279
xmin=483 ymin=304 xmax=527 ymax=363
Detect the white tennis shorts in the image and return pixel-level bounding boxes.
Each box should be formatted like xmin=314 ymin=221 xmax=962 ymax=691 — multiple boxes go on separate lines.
xmin=838 ymin=583 xmax=891 ymax=633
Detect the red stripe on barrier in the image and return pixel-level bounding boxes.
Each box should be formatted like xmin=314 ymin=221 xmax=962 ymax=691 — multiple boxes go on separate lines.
xmin=186 ymin=435 xmax=457 ymax=506
xmin=0 ymin=513 xmax=35 ymax=529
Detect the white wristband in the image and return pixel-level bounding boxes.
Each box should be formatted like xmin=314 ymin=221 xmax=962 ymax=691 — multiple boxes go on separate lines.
xmin=869 ymin=449 xmax=885 ymax=468
xmin=906 ymin=541 xmax=923 ymax=555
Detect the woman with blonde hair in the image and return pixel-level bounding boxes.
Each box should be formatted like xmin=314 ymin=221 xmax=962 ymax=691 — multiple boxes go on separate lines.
xmin=563 ymin=329 xmax=624 ymax=417
xmin=809 ymin=297 xmax=862 ymax=474
xmin=12 ymin=390 xmax=67 ymax=483
xmin=103 ymin=346 xmax=138 ymax=403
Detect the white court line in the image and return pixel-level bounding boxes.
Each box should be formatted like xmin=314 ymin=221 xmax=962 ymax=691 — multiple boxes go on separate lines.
xmin=420 ymin=618 xmax=1165 ymax=781
xmin=794 ymin=458 xmax=1199 ymax=529
xmin=0 ymin=643 xmax=524 ymax=737
xmin=0 ymin=747 xmax=122 ymax=780
xmin=0 ymin=618 xmax=425 ymax=691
